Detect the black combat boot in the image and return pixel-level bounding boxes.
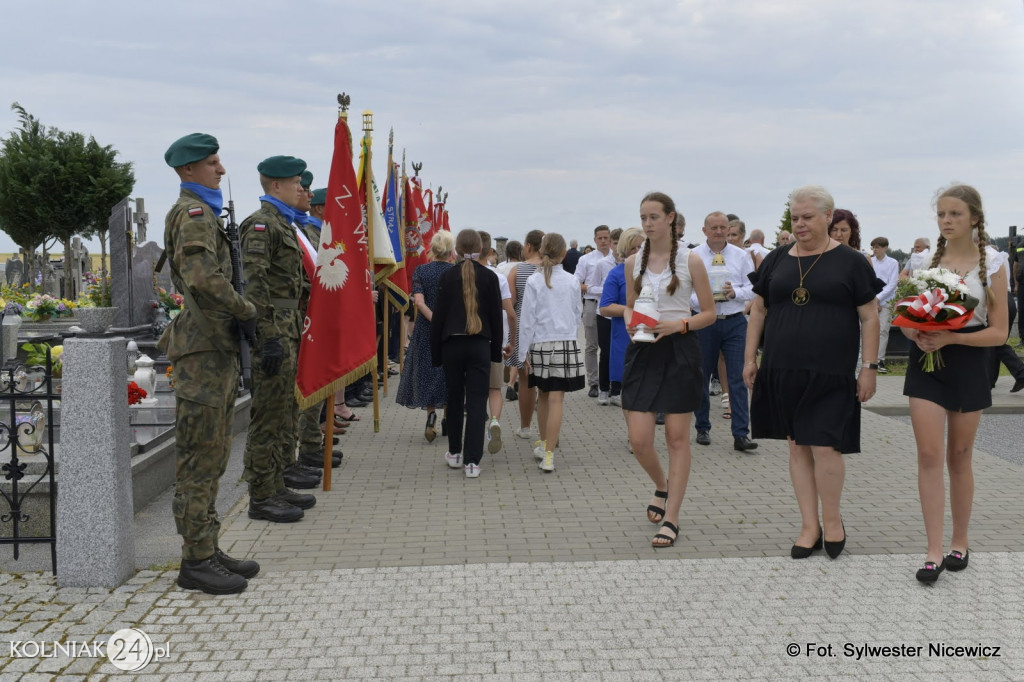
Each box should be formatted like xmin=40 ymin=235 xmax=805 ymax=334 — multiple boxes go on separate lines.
xmin=248 ymin=496 xmax=304 ymax=523
xmin=298 ymin=448 xmax=342 ymax=468
xmin=277 ymin=487 xmax=316 ymax=510
xmin=213 ymin=548 xmax=260 ymax=579
xmin=177 ymin=557 xmax=247 ymax=594
xmin=283 ymin=464 xmax=320 ymax=489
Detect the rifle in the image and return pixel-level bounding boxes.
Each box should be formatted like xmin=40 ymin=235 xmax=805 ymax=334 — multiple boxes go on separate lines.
xmin=223 ymin=179 xmax=252 ymax=389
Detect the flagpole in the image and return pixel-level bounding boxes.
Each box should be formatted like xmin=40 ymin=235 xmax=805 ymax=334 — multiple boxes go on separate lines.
xmin=380 ymin=128 xmax=397 ymax=396
xmin=399 ymin=149 xmax=408 ymax=375
xmin=362 ymin=110 xmax=381 ymax=433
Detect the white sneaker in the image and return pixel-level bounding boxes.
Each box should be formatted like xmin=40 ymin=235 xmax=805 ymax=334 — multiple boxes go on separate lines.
xmin=597 ymin=391 xmax=609 ymax=406
xmin=464 ymin=463 xmax=480 ymax=478
xmin=515 ymin=427 xmax=532 ymax=440
xmin=444 ymin=451 xmax=462 ymax=469
xmin=487 ymin=418 xmax=502 ymax=454
xmin=533 ymin=440 xmax=547 ymax=461
xmin=609 ymin=394 xmax=622 ymax=407
xmin=709 ymin=378 xmax=722 ymax=396
xmin=539 ymin=450 xmax=554 ymax=472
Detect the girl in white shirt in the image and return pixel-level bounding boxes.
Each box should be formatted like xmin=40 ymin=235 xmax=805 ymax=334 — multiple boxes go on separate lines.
xmin=517 ymin=232 xmax=583 ymax=472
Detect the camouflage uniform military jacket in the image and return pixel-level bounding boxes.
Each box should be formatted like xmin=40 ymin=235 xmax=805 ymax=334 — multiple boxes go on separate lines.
xmin=158 ymin=189 xmax=255 ymax=362
xmin=240 ymin=201 xmax=310 ymax=343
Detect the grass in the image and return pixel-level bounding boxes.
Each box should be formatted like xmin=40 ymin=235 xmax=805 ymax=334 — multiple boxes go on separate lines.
xmin=883 ymin=335 xmax=1022 ymax=377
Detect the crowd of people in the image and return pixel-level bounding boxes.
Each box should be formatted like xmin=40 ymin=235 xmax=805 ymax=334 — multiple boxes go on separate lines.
xmin=161 ymin=130 xmax=1020 ymax=593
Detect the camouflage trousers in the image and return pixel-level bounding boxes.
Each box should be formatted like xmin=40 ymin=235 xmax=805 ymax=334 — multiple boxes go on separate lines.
xmin=171 ymin=352 xmax=239 ymax=561
xmin=243 ymin=337 xmax=299 ymax=500
xmin=297 ymin=400 xmax=325 ymax=459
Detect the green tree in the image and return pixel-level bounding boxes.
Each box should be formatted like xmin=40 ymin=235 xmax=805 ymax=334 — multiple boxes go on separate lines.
xmin=775 ymin=202 xmax=791 ymax=246
xmin=0 ymin=103 xmax=134 ymax=298
xmin=0 ymin=103 xmax=54 ymax=287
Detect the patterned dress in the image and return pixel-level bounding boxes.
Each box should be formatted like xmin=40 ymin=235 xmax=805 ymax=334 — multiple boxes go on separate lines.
xmin=396 ymin=261 xmax=452 ymax=409
xmin=507 ymin=262 xmax=538 ymax=369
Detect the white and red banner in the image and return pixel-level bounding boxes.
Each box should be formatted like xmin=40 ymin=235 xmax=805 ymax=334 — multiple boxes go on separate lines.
xmin=295 ymin=115 xmax=378 ymax=408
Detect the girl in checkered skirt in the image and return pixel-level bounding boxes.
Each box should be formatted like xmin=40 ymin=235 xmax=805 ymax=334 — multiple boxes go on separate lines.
xmin=517 ymin=232 xmax=585 ymax=472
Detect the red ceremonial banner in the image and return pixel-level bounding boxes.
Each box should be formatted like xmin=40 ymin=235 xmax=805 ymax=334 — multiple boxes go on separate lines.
xmin=295 ymin=116 xmax=377 ymax=408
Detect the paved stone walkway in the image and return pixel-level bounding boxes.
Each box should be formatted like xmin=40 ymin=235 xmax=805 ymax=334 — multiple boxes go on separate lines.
xmin=1 ymin=376 xmax=1022 ymax=679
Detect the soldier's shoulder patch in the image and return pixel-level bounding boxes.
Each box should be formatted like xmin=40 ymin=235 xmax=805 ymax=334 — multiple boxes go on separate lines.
xmin=253 ymin=224 xmax=266 ymax=232
xmin=247 ymin=239 xmax=266 ymax=255
xmin=188 ymin=206 xmax=205 ymax=218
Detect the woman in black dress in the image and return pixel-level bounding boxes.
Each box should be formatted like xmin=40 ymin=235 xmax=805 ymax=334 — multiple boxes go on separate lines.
xmin=395 ymin=230 xmax=455 ymax=441
xmin=743 ymin=185 xmax=882 ymax=560
xmin=902 ymin=184 xmax=1008 ymax=582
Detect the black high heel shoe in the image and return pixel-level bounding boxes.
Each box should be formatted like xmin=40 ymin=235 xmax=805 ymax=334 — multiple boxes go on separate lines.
xmin=791 ymin=527 xmax=823 ymax=559
xmin=824 ymin=522 xmax=846 ymax=559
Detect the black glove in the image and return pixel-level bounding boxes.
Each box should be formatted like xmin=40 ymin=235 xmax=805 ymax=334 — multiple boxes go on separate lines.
xmin=239 ymin=317 xmax=258 ymax=348
xmin=260 ymin=337 xmax=284 ymax=376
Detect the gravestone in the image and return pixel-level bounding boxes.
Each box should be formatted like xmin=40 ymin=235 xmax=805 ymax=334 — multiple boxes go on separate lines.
xmin=5 ymin=257 xmax=23 ymax=288
xmin=133 ymin=198 xmax=150 ymax=244
xmin=132 ymin=241 xmax=165 ymax=326
xmin=110 ymin=198 xmax=134 ymax=327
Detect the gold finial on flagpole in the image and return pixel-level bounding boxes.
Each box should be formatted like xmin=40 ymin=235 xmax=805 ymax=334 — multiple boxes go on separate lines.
xmin=362 ymin=110 xmax=373 ymax=134
xmin=337 ymin=93 xmax=351 ymax=119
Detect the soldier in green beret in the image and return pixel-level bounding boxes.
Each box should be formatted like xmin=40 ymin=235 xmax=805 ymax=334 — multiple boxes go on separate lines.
xmin=159 ymin=132 xmax=261 ymax=594
xmin=241 ymin=155 xmax=321 ymax=523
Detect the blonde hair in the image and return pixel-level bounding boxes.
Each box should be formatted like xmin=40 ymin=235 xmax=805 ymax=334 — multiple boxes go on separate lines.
xmin=454 ymin=229 xmax=483 ymax=334
xmin=617 ymin=227 xmax=643 ymax=261
xmin=538 ymin=232 xmax=567 ymax=288
xmin=428 ymin=230 xmax=454 ymax=262
xmin=788 ymin=185 xmax=835 ymax=215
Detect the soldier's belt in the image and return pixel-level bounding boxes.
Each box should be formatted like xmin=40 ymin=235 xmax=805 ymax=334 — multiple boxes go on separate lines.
xmin=270 ymin=298 xmax=300 ymax=310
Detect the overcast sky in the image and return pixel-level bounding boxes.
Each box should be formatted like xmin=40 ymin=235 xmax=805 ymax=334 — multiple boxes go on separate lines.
xmin=2 ymin=0 xmax=1023 ymax=258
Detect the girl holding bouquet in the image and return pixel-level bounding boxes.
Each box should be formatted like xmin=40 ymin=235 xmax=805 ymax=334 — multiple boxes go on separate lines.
xmin=902 ymin=184 xmax=1008 ymax=583
xmin=622 ymin=192 xmax=715 ymax=548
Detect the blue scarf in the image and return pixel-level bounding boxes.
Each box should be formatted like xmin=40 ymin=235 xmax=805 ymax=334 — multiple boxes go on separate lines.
xmin=181 ymin=183 xmax=223 ymax=215
xmin=305 ymin=216 xmax=322 ymax=230
xmin=259 ymin=194 xmax=304 ymax=225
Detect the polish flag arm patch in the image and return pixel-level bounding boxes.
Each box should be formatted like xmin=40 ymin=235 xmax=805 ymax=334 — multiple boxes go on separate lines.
xmin=253 ymin=224 xmax=266 ymax=232
xmin=188 ymin=207 xmax=204 ymax=217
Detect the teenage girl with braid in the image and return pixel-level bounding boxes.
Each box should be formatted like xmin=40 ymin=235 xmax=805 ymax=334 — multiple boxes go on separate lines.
xmin=622 ymin=192 xmax=716 ymax=547
xmin=903 ymin=184 xmax=1008 ymax=583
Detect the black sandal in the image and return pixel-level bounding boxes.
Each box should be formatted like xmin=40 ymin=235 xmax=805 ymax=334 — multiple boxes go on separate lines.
xmin=652 ymin=521 xmax=679 ymax=548
xmin=646 ymin=490 xmax=668 ymax=524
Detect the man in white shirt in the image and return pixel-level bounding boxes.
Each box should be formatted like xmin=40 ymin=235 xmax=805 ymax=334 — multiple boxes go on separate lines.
xmin=899 ymin=237 xmax=931 ymax=280
xmin=691 ymin=212 xmax=757 ymax=452
xmin=574 ymin=225 xmax=612 ymax=397
xmin=870 ymin=236 xmax=901 ymax=373
xmin=747 ymin=229 xmax=771 ymax=268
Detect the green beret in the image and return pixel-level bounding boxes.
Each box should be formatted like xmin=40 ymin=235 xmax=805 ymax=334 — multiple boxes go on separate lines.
xmin=310 ymin=188 xmax=327 ymax=206
xmin=257 ymin=155 xmax=306 ymax=179
xmin=300 ymin=170 xmax=314 ymax=188
xmin=164 ymin=133 xmax=219 ymax=168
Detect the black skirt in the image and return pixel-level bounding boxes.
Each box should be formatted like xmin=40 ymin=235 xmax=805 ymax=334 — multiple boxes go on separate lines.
xmin=621 ymin=332 xmax=703 ymax=414
xmin=903 ymin=327 xmax=993 ymax=413
xmin=750 ymin=369 xmax=861 ymax=454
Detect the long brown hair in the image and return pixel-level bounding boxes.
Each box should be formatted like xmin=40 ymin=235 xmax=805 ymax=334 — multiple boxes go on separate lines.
xmin=539 ymin=232 xmax=567 ymax=288
xmin=635 ymin=192 xmax=680 ymax=297
xmin=455 ymin=229 xmax=483 ymax=334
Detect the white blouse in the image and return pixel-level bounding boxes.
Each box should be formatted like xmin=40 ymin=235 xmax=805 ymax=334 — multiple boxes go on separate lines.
xmin=960 ymin=245 xmax=1006 ymax=328
xmin=631 ymin=244 xmax=693 ymax=323
xmin=517 ymin=265 xmax=582 ymax=363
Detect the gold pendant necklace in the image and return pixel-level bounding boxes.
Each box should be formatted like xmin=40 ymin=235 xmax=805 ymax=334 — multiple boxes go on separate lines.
xmin=791 ymin=242 xmax=828 ymax=306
